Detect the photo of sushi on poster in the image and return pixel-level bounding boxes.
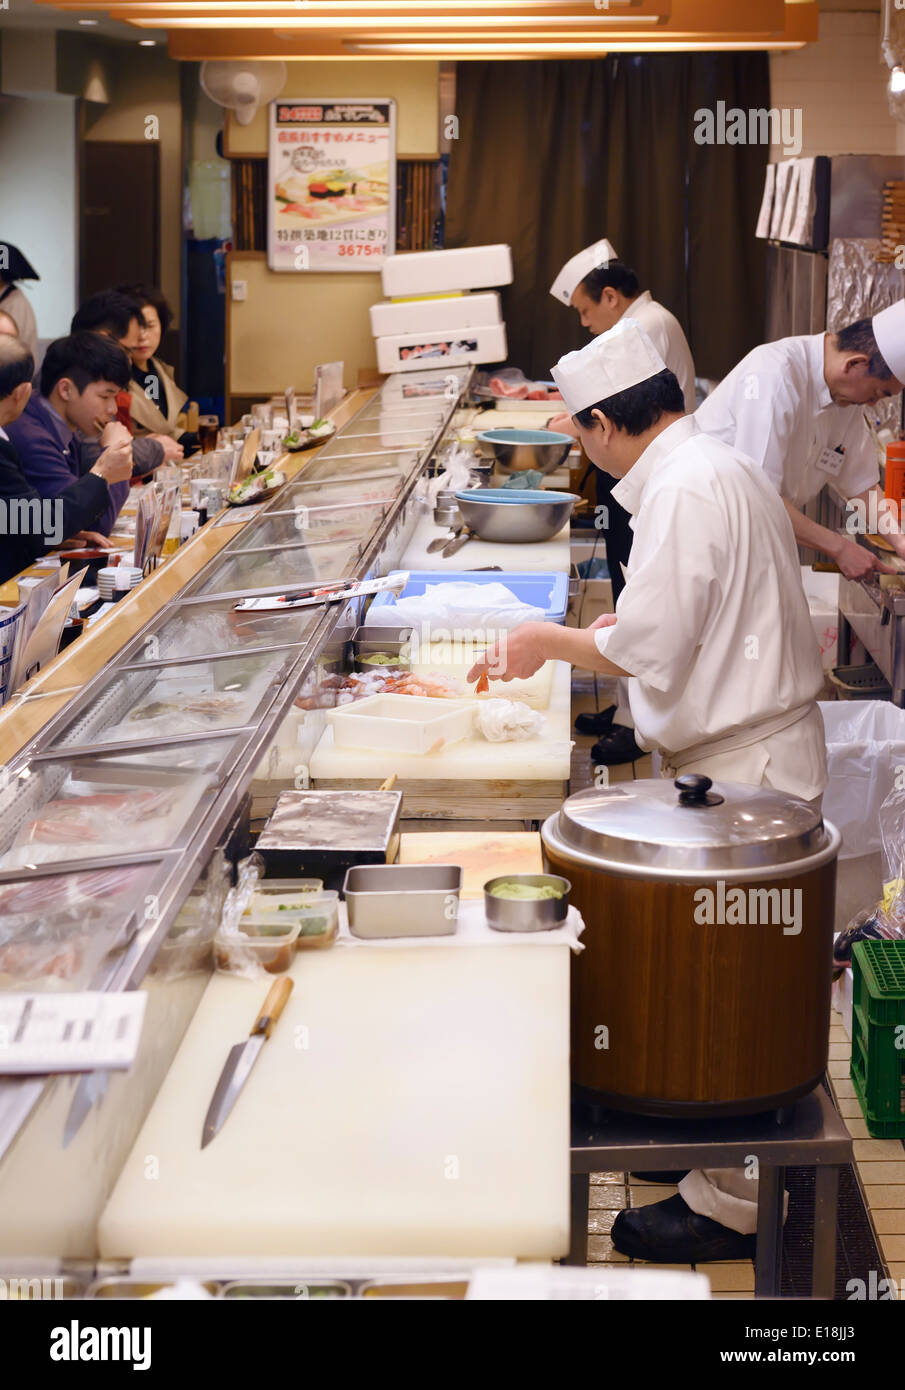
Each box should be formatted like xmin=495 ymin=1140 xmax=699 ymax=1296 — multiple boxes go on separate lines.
xmin=268 ymin=98 xmax=396 ymax=272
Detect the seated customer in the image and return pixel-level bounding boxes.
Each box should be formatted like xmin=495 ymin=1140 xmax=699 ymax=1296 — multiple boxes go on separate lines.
xmin=6 ymin=332 xmax=136 ymax=538
xmin=0 ymin=310 xmax=19 ymax=338
xmin=71 ymin=290 xmax=182 ymax=467
xmin=0 ymin=337 xmax=133 ymax=583
xmin=116 ymin=284 xmax=199 ymax=453
xmin=0 ymin=241 xmax=39 ymax=357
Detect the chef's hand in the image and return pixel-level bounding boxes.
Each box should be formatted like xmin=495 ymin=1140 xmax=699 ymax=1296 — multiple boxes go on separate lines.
xmin=150 ymin=434 xmax=184 ymax=462
xmin=547 ymin=412 xmax=579 ymax=439
xmin=90 ymin=439 xmax=133 ymax=486
xmin=467 ymin=622 xmax=548 ymax=683
xmin=587 ymin=613 xmax=617 ymax=632
xmin=835 ymin=536 xmax=896 ymax=581
xmin=99 ymin=420 xmax=131 ymax=449
xmin=61 ymin=530 xmax=115 ymax=550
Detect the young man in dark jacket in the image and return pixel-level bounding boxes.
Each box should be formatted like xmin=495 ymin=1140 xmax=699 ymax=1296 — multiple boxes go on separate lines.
xmin=4 ymin=334 xmax=135 ymax=550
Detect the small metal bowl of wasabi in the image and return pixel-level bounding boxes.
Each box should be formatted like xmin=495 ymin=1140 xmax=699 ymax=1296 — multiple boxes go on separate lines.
xmin=484 ymin=873 xmax=571 ymax=932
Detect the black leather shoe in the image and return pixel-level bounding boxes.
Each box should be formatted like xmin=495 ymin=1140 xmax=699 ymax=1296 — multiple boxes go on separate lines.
xmin=611 ymin=1193 xmax=757 ymax=1264
xmin=630 ymin=1171 xmax=689 ymax=1184
xmin=590 ymin=726 xmax=644 ymax=766
xmin=574 ymin=705 xmax=617 ymax=737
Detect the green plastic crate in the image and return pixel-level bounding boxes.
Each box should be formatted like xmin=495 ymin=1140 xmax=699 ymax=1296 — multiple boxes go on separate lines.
xmin=850 ymin=941 xmax=905 ymax=1138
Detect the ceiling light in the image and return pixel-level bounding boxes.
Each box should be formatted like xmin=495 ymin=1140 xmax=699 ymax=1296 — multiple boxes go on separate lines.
xmin=78 ymin=17 xmax=99 ymax=25
xmin=138 ymin=39 xmax=157 ymax=46
xmin=891 ymin=66 xmax=905 ymax=95
xmin=126 ymin=13 xmax=660 ymax=28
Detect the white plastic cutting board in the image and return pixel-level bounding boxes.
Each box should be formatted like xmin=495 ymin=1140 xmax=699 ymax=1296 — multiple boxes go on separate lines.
xmin=98 ymin=945 xmax=570 ymax=1259
xmin=399 ymin=513 xmax=571 ymax=574
xmin=309 ymin=662 xmax=572 ymax=782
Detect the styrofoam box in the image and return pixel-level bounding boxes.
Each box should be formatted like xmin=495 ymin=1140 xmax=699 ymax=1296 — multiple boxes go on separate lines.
xmin=370 ymin=291 xmax=502 ymax=338
xmin=376 ymin=323 xmax=508 ymax=375
xmin=381 ymin=245 xmax=513 ymax=297
xmin=325 ymin=693 xmax=474 ymax=754
xmin=801 ymin=565 xmax=839 ymax=670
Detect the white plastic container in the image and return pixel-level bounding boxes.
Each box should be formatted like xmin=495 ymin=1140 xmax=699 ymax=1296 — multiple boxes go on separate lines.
xmin=369 ymin=291 xmax=502 ymax=338
xmin=381 ymin=244 xmax=513 ymax=297
xmin=376 ymin=323 xmax=508 ymax=375
xmin=325 ymin=694 xmax=474 ymax=755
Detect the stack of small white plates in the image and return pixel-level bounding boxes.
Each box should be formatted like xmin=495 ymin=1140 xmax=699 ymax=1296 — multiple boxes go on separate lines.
xmin=97 ymin=566 xmax=143 ymax=600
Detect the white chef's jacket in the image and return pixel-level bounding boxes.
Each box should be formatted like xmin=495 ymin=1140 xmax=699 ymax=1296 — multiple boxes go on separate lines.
xmin=0 ymin=286 xmax=38 ymax=359
xmin=694 ymin=332 xmax=879 ymax=509
xmin=621 ymin=291 xmax=697 ymax=414
xmin=594 ymin=416 xmax=827 ymax=799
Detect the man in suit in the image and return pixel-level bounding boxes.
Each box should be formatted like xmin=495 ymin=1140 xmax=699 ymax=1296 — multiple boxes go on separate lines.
xmin=6 ymin=333 xmax=137 ymax=542
xmin=0 ymin=337 xmax=133 ymax=584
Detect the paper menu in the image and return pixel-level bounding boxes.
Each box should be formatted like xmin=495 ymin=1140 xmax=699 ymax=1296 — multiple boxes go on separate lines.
xmin=0 ymin=992 xmax=147 ymax=1075
xmin=755 ymin=163 xmax=776 ymax=239
xmin=778 ymin=160 xmax=801 ymax=242
xmin=788 ymin=157 xmax=817 ymax=245
xmin=769 ymin=159 xmax=795 ymax=240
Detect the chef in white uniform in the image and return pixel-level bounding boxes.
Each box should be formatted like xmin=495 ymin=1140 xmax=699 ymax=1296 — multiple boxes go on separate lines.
xmin=468 ymin=320 xmax=827 ymax=1263
xmin=548 ymin=239 xmax=698 ymax=765
xmin=696 ymin=302 xmax=905 ymax=578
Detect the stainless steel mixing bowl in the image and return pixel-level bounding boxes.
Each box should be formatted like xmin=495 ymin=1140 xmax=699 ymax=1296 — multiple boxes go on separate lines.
xmin=476 ymin=428 xmax=573 ymax=477
xmin=454 ymin=489 xmax=578 ymax=543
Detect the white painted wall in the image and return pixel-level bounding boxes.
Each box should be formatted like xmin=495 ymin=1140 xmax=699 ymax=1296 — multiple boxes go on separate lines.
xmin=770 ymin=9 xmax=905 ymax=160
xmin=0 ymin=94 xmax=78 ymax=339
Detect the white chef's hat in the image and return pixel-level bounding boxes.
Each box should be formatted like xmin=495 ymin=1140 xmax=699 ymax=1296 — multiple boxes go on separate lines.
xmin=551 ymin=317 xmax=667 ymax=416
xmin=549 ymin=238 xmax=619 ymax=305
xmin=872 ymin=300 xmax=905 ymax=383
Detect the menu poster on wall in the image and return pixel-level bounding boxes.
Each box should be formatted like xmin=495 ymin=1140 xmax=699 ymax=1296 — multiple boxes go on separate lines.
xmin=268 ymin=99 xmax=396 ymax=272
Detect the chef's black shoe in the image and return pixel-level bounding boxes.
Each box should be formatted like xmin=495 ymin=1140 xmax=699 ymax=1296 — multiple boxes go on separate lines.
xmin=590 ymin=726 xmax=644 ymax=766
xmin=630 ymin=1171 xmax=689 ymax=1184
xmin=574 ymin=704 xmax=617 ymax=737
xmin=611 ymin=1193 xmax=757 ymax=1264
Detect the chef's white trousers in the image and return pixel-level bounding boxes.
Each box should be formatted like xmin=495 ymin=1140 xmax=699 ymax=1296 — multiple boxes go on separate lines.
xmin=661 ymin=740 xmax=825 ymax=1237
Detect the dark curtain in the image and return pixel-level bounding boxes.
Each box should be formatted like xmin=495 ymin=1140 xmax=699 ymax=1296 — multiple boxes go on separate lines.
xmin=446 ymin=54 xmax=769 ymax=382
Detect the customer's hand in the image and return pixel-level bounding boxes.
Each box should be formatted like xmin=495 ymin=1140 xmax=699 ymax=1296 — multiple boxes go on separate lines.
xmin=91 ymin=439 xmax=133 ymax=486
xmin=99 ymin=420 xmax=131 ymax=449
xmin=61 ymin=531 xmax=115 ymax=550
xmin=150 ymin=434 xmax=184 ymax=462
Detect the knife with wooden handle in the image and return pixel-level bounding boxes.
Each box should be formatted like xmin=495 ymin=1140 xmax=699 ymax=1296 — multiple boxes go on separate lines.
xmin=201 ymin=976 xmax=293 ymax=1149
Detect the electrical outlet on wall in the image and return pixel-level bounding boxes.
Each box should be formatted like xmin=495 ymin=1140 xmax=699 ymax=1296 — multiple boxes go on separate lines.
xmin=231 ymin=280 xmax=247 ymax=302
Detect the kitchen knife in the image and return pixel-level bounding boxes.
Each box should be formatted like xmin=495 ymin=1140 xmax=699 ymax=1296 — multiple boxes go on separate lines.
xmin=441 ymin=525 xmax=475 ymax=559
xmin=62 ymin=1067 xmax=109 ymax=1149
xmin=201 ymin=976 xmax=293 ymax=1149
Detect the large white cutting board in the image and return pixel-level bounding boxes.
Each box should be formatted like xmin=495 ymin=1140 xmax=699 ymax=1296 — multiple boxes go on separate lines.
xmin=99 ymin=945 xmax=570 ymax=1259
xmin=309 ymin=662 xmax=572 ymax=782
xmin=399 ymin=512 xmax=571 ymax=575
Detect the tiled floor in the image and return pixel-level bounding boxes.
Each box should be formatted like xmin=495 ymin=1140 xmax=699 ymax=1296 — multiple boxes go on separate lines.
xmin=569 ymin=679 xmax=905 ymax=1299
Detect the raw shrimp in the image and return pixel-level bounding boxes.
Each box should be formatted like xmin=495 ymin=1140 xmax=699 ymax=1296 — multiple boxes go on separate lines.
xmin=475 ymin=672 xmax=490 ymax=695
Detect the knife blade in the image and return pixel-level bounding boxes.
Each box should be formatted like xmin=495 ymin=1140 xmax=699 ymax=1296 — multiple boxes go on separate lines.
xmin=441 ymin=525 xmax=474 ymax=558
xmin=201 ymin=976 xmax=293 ymax=1149
xmin=63 ymin=1068 xmax=109 ymax=1149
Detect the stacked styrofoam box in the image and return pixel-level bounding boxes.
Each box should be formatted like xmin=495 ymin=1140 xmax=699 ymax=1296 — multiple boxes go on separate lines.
xmin=372 ymin=244 xmax=512 ymax=375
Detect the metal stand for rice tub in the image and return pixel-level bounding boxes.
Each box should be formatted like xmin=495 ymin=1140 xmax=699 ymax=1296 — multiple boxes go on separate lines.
xmin=566 ymin=1084 xmax=853 ymax=1299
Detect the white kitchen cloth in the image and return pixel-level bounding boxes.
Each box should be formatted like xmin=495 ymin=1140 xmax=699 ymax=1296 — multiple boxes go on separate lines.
xmin=336 ymin=897 xmax=584 ymax=952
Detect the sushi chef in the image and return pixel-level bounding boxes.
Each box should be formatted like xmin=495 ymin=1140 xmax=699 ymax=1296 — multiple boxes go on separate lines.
xmin=468 ymin=320 xmax=826 ymax=1263
xmin=548 ymin=239 xmax=697 ymax=766
xmin=696 ymin=302 xmax=905 ymax=578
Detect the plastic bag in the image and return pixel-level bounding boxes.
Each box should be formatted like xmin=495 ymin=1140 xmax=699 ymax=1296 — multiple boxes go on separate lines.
xmin=366 ymin=581 xmax=545 ymax=635
xmin=819 ymin=701 xmax=905 ymax=858
xmin=476 ymin=698 xmax=545 ymax=742
xmin=833 ymin=782 xmax=905 ymax=968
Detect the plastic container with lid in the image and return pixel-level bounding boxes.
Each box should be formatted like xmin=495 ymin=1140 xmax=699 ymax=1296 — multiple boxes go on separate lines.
xmin=214 ymin=919 xmax=300 ymax=975
xmin=248 ymin=890 xmax=340 ymax=949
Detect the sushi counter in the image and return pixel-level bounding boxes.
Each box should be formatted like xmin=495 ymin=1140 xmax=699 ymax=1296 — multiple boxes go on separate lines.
xmin=0 ymin=365 xmax=582 ymax=1285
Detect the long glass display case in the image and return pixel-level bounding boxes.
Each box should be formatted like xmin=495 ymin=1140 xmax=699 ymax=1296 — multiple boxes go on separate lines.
xmin=0 ymin=365 xmax=473 ymax=1177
